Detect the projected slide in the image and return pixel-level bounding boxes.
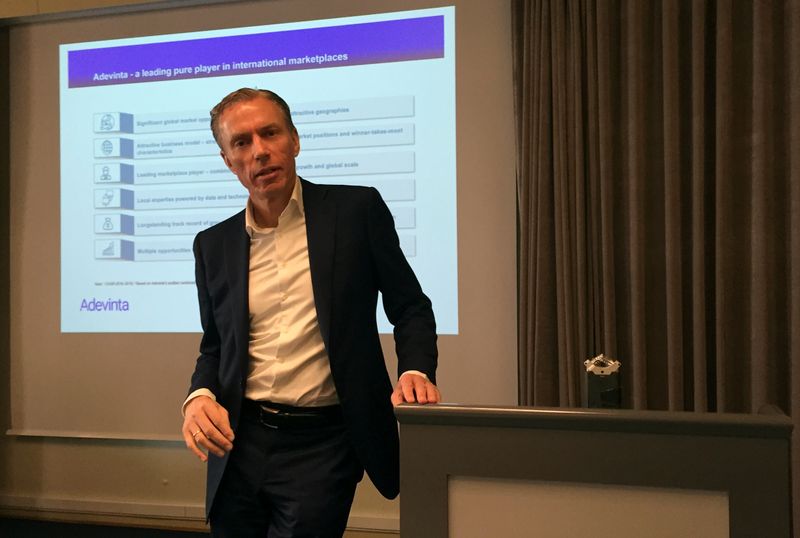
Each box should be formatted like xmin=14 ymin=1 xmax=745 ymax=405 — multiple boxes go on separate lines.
xmin=60 ymin=7 xmax=456 ymax=333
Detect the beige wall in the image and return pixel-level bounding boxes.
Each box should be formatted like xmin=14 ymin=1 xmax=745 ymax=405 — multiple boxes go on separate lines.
xmin=1 ymin=1 xmax=518 ymax=535
xmin=0 ymin=0 xmax=165 ymax=19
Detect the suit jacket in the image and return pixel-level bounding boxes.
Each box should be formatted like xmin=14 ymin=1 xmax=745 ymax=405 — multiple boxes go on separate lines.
xmin=189 ymin=179 xmax=438 ymax=516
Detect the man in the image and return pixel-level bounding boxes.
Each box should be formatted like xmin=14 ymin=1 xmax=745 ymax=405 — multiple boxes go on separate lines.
xmin=181 ymin=88 xmax=440 ymax=537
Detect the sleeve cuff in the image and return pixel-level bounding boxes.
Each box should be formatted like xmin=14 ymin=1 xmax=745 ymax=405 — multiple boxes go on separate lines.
xmin=399 ymin=370 xmax=430 ymax=382
xmin=181 ymin=388 xmax=216 ymax=417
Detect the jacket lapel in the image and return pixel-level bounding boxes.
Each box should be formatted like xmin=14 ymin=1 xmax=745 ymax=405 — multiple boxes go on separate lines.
xmin=223 ymin=211 xmax=251 ymax=375
xmin=302 ymin=179 xmax=335 ymax=349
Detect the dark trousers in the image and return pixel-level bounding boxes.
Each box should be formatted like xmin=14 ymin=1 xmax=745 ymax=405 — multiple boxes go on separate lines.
xmin=209 ymin=402 xmax=363 ymax=538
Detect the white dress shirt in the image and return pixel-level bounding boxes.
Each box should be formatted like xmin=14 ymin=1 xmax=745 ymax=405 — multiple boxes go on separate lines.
xmin=242 ymin=179 xmax=338 ymax=406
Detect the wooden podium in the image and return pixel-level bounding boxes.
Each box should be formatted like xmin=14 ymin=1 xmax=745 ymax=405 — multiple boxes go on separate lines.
xmin=395 ymin=404 xmax=792 ymax=538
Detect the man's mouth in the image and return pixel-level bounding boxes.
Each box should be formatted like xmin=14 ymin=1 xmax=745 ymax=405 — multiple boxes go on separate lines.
xmin=254 ymin=166 xmax=279 ymax=180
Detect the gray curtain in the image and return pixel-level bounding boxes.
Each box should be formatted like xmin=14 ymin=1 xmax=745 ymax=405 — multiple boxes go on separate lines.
xmin=513 ymin=0 xmax=799 ymax=526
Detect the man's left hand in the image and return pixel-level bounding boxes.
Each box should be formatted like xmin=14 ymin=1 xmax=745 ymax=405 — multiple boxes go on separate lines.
xmin=391 ymin=373 xmax=441 ymax=406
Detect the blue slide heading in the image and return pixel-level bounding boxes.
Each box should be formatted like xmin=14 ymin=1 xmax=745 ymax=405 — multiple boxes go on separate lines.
xmin=68 ymin=16 xmax=444 ymax=88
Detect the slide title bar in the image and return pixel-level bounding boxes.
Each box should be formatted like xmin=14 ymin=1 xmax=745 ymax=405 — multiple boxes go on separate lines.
xmin=68 ymin=16 xmax=444 ymax=88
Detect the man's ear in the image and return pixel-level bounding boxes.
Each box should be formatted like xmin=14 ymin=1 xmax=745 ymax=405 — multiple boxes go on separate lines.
xmin=220 ymin=150 xmax=234 ymax=171
xmin=292 ymin=129 xmax=300 ymax=157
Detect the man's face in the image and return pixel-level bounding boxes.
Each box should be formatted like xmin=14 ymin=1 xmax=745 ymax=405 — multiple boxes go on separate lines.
xmin=217 ymin=97 xmax=300 ymax=205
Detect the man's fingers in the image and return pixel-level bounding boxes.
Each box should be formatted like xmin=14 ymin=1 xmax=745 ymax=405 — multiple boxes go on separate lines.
xmin=427 ymin=382 xmax=441 ymax=403
xmin=195 ymin=429 xmax=227 ymax=458
xmin=391 ymin=374 xmax=440 ymax=406
xmin=211 ymin=406 xmax=235 ymax=443
xmin=391 ymin=385 xmax=404 ymax=406
xmin=412 ymin=376 xmax=429 ymax=404
xmin=182 ymin=396 xmax=234 ymax=459
xmin=182 ymin=426 xmax=209 ymax=462
xmin=196 ymin=408 xmax=233 ymax=453
xmin=401 ymin=377 xmax=417 ymax=403
xmin=199 ymin=421 xmax=232 ymax=456
xmin=191 ymin=418 xmax=231 ymax=457
xmin=186 ymin=421 xmax=227 ymax=458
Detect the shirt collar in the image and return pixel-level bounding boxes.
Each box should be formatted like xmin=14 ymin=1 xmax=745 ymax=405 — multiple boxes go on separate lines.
xmin=245 ymin=177 xmax=304 ymax=237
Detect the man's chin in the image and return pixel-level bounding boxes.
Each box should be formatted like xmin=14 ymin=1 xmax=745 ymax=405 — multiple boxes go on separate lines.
xmin=251 ymin=182 xmax=291 ymax=200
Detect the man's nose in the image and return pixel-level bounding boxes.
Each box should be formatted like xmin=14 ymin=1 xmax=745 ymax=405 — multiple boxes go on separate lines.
xmin=252 ymin=136 xmax=269 ymax=160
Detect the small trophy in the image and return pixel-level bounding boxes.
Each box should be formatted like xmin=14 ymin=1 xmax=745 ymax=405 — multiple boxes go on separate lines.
xmin=583 ymin=354 xmax=621 ymax=408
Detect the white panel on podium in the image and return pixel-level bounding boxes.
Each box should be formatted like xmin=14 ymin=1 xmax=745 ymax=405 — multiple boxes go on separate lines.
xmin=448 ymin=477 xmax=728 ymax=538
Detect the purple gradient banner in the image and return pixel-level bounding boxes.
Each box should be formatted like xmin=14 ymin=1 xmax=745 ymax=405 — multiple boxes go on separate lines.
xmin=68 ymin=16 xmax=444 ymax=88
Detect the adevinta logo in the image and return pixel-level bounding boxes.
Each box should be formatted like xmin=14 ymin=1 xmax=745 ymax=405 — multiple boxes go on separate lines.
xmin=80 ymin=298 xmax=130 ymax=311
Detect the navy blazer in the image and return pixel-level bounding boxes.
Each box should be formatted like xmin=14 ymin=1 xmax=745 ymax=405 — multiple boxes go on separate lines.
xmin=189 ymin=179 xmax=438 ymax=516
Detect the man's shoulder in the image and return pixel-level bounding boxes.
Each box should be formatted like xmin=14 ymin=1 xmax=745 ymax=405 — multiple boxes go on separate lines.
xmin=302 ymin=179 xmax=377 ymax=204
xmin=195 ymin=209 xmax=245 ymax=243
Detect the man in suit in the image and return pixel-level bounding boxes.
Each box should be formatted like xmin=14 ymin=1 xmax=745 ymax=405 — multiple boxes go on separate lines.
xmin=181 ymin=88 xmax=440 ymax=537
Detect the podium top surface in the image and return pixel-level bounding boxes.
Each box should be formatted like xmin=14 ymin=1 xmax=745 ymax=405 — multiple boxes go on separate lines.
xmin=394 ymin=403 xmax=792 ymax=439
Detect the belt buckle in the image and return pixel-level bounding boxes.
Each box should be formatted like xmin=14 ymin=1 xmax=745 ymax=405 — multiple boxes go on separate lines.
xmin=258 ymin=405 xmax=283 ymax=429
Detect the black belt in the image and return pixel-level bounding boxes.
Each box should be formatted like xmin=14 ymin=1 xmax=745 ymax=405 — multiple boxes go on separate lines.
xmin=243 ymin=399 xmax=344 ymax=430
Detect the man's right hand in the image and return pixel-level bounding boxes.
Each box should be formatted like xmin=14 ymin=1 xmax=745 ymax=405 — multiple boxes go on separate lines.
xmin=181 ymin=396 xmax=235 ymax=462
